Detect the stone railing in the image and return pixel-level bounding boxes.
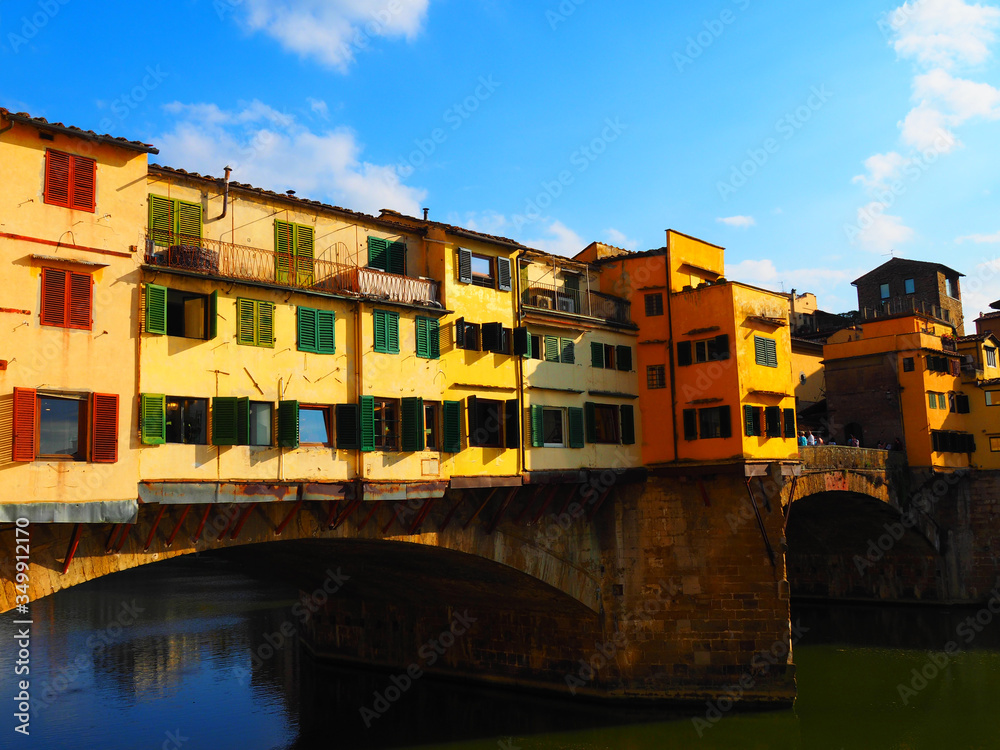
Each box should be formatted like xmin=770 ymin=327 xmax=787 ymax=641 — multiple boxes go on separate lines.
xmin=799 ymin=446 xmax=904 ymax=471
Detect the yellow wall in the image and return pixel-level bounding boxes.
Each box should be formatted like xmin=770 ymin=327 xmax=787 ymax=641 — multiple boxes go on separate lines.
xmin=791 ymin=344 xmax=825 ymax=406
xmin=959 ymin=336 xmax=1000 ymax=469
xmin=667 ymin=230 xmax=724 ymax=293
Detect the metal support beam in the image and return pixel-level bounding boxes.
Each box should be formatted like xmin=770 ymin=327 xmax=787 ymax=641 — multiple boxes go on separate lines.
xmin=114 ymin=524 xmax=132 ymax=552
xmin=513 ymin=485 xmax=543 ymax=524
xmin=463 ymin=488 xmax=498 ymax=530
xmin=357 ymin=501 xmax=382 ymax=531
xmin=143 ymin=505 xmax=167 ymax=551
xmin=407 ymin=498 xmax=436 ymax=535
xmin=192 ymin=504 xmax=213 ymax=543
xmin=332 ymin=498 xmax=362 ymax=531
xmin=487 ymin=488 xmax=519 ymax=533
xmin=746 ymin=478 xmax=776 ymax=568
xmin=230 ymin=503 xmax=257 ymax=540
xmin=381 ymin=501 xmax=407 ymax=534
xmin=531 ymin=485 xmax=560 ymax=524
xmin=165 ymin=505 xmax=192 ymax=547
xmin=323 ymin=500 xmax=341 ymax=529
xmin=105 ymin=524 xmax=122 ymax=553
xmin=61 ymin=524 xmax=82 ymax=575
xmin=438 ymin=495 xmax=464 ymax=532
xmin=275 ymin=500 xmax=303 ymax=536
xmin=586 ymin=486 xmax=614 ymax=521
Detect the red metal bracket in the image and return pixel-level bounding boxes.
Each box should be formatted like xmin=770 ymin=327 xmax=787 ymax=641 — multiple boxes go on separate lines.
xmin=230 ymin=503 xmax=257 ymax=540
xmin=407 ymin=498 xmax=436 ymax=535
xmin=165 ymin=505 xmax=192 ymax=547
xmin=487 ymin=488 xmax=519 ymax=533
xmin=332 ymin=498 xmax=362 ymax=531
xmin=275 ymin=500 xmax=303 ymax=536
xmin=143 ymin=505 xmax=167 ymax=551
xmin=61 ymin=524 xmax=82 ymax=574
xmin=357 ymin=501 xmax=382 ymax=531
xmin=191 ymin=504 xmax=213 ymax=543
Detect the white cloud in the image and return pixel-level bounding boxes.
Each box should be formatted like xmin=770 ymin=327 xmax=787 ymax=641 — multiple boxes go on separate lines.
xmin=155 ymin=99 xmax=425 ymax=216
xmin=898 ymin=101 xmax=958 ymax=151
xmin=307 ymin=97 xmax=330 ymax=120
xmin=604 ymin=228 xmax=639 ymax=250
xmin=852 ymin=151 xmax=911 ymax=189
xmin=960 ymin=258 xmax=1000 ymax=318
xmin=716 ymin=215 xmax=756 ymax=228
xmin=523 ymin=221 xmax=586 ymax=257
xmin=914 ymin=68 xmax=1000 ymax=119
xmin=725 ymin=258 xmax=860 ymax=306
xmin=957 ymin=231 xmax=1000 ymax=243
xmin=852 ymin=203 xmax=916 ymax=253
xmin=890 ymin=0 xmax=1000 ymax=69
xmin=234 ymin=0 xmax=431 ymax=71
xmin=446 ymin=210 xmax=510 ymax=236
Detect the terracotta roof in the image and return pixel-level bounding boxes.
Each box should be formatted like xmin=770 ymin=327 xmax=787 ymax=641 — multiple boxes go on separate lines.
xmin=852 ymin=257 xmax=964 ymax=286
xmin=977 ymin=310 xmax=1000 ymax=321
xmin=1 ymin=107 xmax=158 ymax=154
xmin=378 ymin=209 xmax=530 ymax=250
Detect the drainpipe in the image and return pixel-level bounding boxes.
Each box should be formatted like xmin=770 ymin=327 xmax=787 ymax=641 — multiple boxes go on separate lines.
xmin=215 ymin=166 xmax=232 ymax=220
xmin=355 ymin=299 xmax=365 ymax=487
xmin=664 ymin=231 xmax=680 ymax=462
xmin=512 ymin=250 xmax=526 ymax=478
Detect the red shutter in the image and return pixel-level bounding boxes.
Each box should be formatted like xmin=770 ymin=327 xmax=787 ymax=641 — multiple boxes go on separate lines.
xmin=68 ymin=272 xmax=93 ymax=329
xmin=90 ymin=392 xmax=118 ymax=463
xmin=40 ymin=267 xmax=68 ymax=327
xmin=44 ymin=149 xmax=71 ymax=207
xmin=12 ymin=388 xmax=37 ymax=462
xmin=70 ymin=155 xmax=96 ymax=212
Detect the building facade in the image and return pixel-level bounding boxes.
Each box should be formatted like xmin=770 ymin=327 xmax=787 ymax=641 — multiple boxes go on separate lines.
xmin=853 ymin=257 xmax=965 ymax=335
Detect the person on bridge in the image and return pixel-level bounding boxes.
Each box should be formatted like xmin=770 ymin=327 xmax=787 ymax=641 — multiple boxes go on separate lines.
xmin=798 ymin=431 xmax=808 ymax=447
xmin=807 ymin=431 xmax=817 ymax=446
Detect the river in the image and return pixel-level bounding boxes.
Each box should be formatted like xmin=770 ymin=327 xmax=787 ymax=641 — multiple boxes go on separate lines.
xmin=3 ymin=554 xmax=1000 ymax=750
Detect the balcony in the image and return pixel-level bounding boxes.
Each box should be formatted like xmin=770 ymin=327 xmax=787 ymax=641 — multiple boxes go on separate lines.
xmin=862 ymin=296 xmax=952 ymax=325
xmin=522 ymin=282 xmax=632 ymax=325
xmin=143 ymin=232 xmax=440 ymax=306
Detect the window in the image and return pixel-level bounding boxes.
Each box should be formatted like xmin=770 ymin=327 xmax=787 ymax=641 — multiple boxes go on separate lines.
xmin=950 ymin=393 xmax=970 ymax=414
xmin=644 ymin=293 xmax=664 ymax=317
xmin=373 ymin=309 xmax=400 ymax=354
xmin=416 ymin=317 xmax=440 ymax=359
xmin=616 ymin=345 xmax=632 ymax=371
xmin=456 ymin=318 xmax=481 ymax=351
xmin=529 ymin=334 xmax=542 ymax=359
xmin=542 ymin=408 xmax=565 ymax=447
xmin=744 ymin=405 xmax=762 ymax=437
xmin=647 ymin=365 xmax=666 ymax=389
xmin=591 ymin=404 xmax=619 ymax=444
xmin=149 ymin=194 xmax=202 ymax=246
xmin=677 ymin=341 xmax=693 ymax=367
xmin=297 ymin=307 xmax=335 ymax=354
xmin=400 ymin=397 xmax=424 ymax=451
xmin=544 ymin=336 xmax=575 ymax=364
xmin=249 ymin=402 xmax=272 ymax=446
xmin=424 ymin=402 xmax=440 ymax=450
xmin=754 ymin=336 xmax=778 ymax=368
xmin=367 ymin=236 xmax=406 ymax=275
xmin=456 ymin=249 xmax=512 ymax=291
xmin=764 ymin=406 xmax=782 ymax=437
xmin=44 ymin=149 xmax=96 ymax=212
xmin=468 ymin=396 xmax=504 ymax=448
xmin=904 ymin=278 xmax=915 ymax=295
xmin=40 ymin=267 xmax=92 ymax=330
xmin=945 ymin=277 xmax=958 ymax=299
xmin=367 ymin=398 xmax=399 ymax=450
xmin=236 ymin=298 xmax=275 ymax=347
xmin=583 ymin=402 xmax=634 ymax=445
xmin=442 ymin=401 xmax=462 ymax=453
xmin=482 ymin=323 xmax=511 ymax=354
xmin=928 ymin=392 xmax=938 ymax=409
xmin=926 ymin=355 xmax=949 ymax=373
xmin=902 ymin=357 xmax=914 ymax=372
xmin=145 ymin=285 xmax=217 ymax=339
xmin=275 ymin=220 xmax=315 ymax=286
xmin=165 ymin=397 xmax=208 ymax=445
xmin=987 ymin=391 xmax=1000 ymax=406
xmin=931 ymin=430 xmax=974 ymax=453
xmin=334 ymin=404 xmax=360 ymax=449
xmin=12 ymin=388 xmax=117 ymax=463
xmin=699 ymin=406 xmax=732 ymax=439
xmin=300 ymin=406 xmax=332 ymax=446
xmin=990 ymin=437 xmax=1000 ymax=452
xmin=683 ymin=409 xmax=698 ymax=440
xmin=695 ymin=335 xmax=730 ymax=363
xmin=783 ymin=408 xmax=796 ymax=438
xmin=987 ymin=348 xmax=997 ymax=368
xmin=880 ymin=283 xmax=890 ymax=299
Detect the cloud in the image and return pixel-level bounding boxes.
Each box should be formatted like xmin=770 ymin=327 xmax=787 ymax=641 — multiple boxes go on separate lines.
xmin=852 ymin=203 xmax=916 ymax=253
xmin=957 ymin=231 xmax=1000 ymax=243
xmin=716 ymin=215 xmax=756 ymax=228
xmin=725 ymin=258 xmax=860 ymax=307
xmin=604 ymin=228 xmax=639 ymax=250
xmin=233 ymin=0 xmax=432 ymax=71
xmin=852 ymin=151 xmax=911 ymax=189
xmin=889 ymin=0 xmax=1000 ymax=69
xmin=523 ymin=221 xmax=586 ymax=257
xmin=446 ymin=210 xmax=510 ymax=236
xmin=307 ymin=97 xmax=330 ymax=120
xmin=155 ymin=99 xmax=426 ymax=216
xmin=960 ymin=258 xmax=1000 ymax=317
xmin=898 ymin=101 xmax=958 ymax=151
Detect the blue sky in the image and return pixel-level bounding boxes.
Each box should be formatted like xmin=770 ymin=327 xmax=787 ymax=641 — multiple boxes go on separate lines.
xmin=2 ymin=0 xmax=999 ymax=317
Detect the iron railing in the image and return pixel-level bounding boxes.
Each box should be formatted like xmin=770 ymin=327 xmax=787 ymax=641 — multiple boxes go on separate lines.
xmin=143 ymin=232 xmax=439 ymax=305
xmin=862 ymin=296 xmax=952 ymax=324
xmin=522 ymin=281 xmax=632 ymax=324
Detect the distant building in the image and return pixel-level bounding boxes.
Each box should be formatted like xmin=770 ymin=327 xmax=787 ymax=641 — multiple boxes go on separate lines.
xmin=786 ymin=290 xmax=856 ymax=342
xmin=973 ymin=299 xmax=1000 ymax=339
xmin=853 ymin=257 xmax=964 ymax=335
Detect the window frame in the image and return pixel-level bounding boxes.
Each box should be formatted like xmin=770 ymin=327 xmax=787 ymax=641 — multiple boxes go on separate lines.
xmin=904 ymin=278 xmax=915 ymax=295
xmin=372 ymin=397 xmax=400 ymax=451
xmin=644 ymin=292 xmax=664 ymax=317
xmin=164 ymin=396 xmax=209 ymax=445
xmin=40 ymin=267 xmax=93 ymax=330
xmin=236 ymin=298 xmax=275 ymax=348
xmin=44 ymin=149 xmax=96 ymax=212
xmin=298 ymin=405 xmax=333 ymax=447
xmin=470 ymin=253 xmax=495 ymax=289
xmin=902 ymin=357 xmax=914 ymax=372
xmin=880 ymin=283 xmax=891 ymax=299
xmin=647 ymin=364 xmax=666 ymax=389
xmin=986 ymin=348 xmax=997 ymax=368
xmin=15 ymin=388 xmax=118 ymax=463
xmin=541 ymin=407 xmax=566 ymax=448
xmin=248 ymin=401 xmax=273 ymax=447
xmin=468 ymin=396 xmax=504 ymax=448
xmin=986 ymin=390 xmax=1000 ymax=406
xmin=424 ymin=401 xmax=440 ymax=451
xmin=754 ymin=336 xmax=778 ymax=368
xmin=373 ymin=309 xmax=400 ymax=354
xmin=591 ymin=403 xmax=620 ymax=445
xmin=37 ymin=392 xmax=88 ymax=460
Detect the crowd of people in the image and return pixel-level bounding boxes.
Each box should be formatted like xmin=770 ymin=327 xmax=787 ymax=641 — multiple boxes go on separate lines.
xmin=796 ymin=431 xmax=902 ymax=451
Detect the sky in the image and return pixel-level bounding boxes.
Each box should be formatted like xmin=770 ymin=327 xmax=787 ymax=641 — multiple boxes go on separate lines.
xmin=2 ymin=0 xmax=999 ymax=318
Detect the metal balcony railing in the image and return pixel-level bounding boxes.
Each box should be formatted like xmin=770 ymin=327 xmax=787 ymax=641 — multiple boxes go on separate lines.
xmin=143 ymin=232 xmax=440 ymax=306
xmin=862 ymin=296 xmax=952 ymax=324
xmin=522 ymin=282 xmax=631 ymax=325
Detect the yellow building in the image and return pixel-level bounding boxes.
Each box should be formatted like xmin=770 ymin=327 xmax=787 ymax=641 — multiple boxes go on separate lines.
xmin=957 ymin=333 xmax=1000 ymax=469
xmin=576 ymin=230 xmax=799 ymax=469
xmin=0 ymin=108 xmax=156 ymax=523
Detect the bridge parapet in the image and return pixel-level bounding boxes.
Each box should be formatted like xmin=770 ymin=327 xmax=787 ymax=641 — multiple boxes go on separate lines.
xmin=799 ymin=446 xmax=905 ymax=472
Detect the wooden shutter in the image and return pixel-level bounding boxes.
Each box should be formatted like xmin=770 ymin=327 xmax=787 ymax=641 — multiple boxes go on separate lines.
xmin=212 ymin=397 xmax=239 ymax=445
xmin=149 ymin=194 xmax=174 ymax=245
xmin=368 ymin=237 xmax=389 ymax=271
xmin=683 ymin=409 xmax=698 ymax=440
xmin=298 ymin=307 xmax=318 ymax=352
xmin=258 ymin=302 xmax=275 ymax=347
xmin=957 ymin=394 xmax=970 ymax=413
xmin=584 ymin=402 xmax=597 ymax=443
xmin=237 ymin=298 xmax=256 ymax=345
xmin=783 ymin=408 xmax=796 ymax=438
xmin=316 ymin=309 xmax=335 ymax=354
xmin=236 ymin=397 xmax=250 ymax=446
xmin=505 ymin=399 xmax=519 ymax=449
xmin=467 ymin=395 xmax=479 ymax=446
xmin=496 ymin=257 xmax=512 ymax=292
xmin=70 ymin=154 xmax=97 ymax=212
xmin=428 ymin=319 xmax=440 ymax=359
xmin=544 ymin=336 xmax=560 ymax=362
xmin=387 ymin=241 xmax=406 ymax=276
xmin=754 ymin=336 xmax=767 ymax=366
xmin=335 ymin=404 xmax=360 ymax=449
xmin=561 ymin=339 xmax=575 ymax=364
xmin=175 ymin=200 xmax=202 ymax=240
xmin=616 ymin=345 xmax=632 ymax=371
xmin=513 ymin=327 xmax=529 ymax=357
xmin=140 ymin=394 xmax=166 ymax=445
xmin=530 ymin=404 xmax=544 ymax=447
xmin=12 ymin=387 xmax=37 ymax=461
xmin=360 ymin=395 xmax=375 ymax=452
xmin=714 ymin=334 xmax=730 ymax=360
xmin=568 ymin=407 xmax=585 ymax=448
xmin=719 ymin=405 xmax=732 ymax=439
xmin=275 ymin=221 xmax=294 ymax=284
xmin=40 ymin=267 xmax=67 ymax=327
xmin=457 ymin=248 xmax=472 ymax=283
xmin=401 ymin=397 xmax=425 ymax=451
xmin=277 ymin=400 xmax=299 ymax=449
xmin=416 ymin=316 xmax=430 ymax=358
xmin=67 ymin=272 xmax=92 ymax=330
xmin=387 ymin=311 xmax=399 ymax=353
xmin=295 ymin=225 xmax=315 ymax=286
xmin=744 ymin=405 xmax=755 ymax=437
xmin=620 ymin=405 xmax=635 ymax=445
xmin=208 ymin=291 xmax=218 ymax=339
xmin=44 ymin=149 xmax=71 ymax=207
xmin=765 ymin=406 xmax=781 ymax=437
xmin=145 ymin=284 xmax=168 ymax=335
xmin=455 ymin=318 xmax=466 ymax=351
xmin=442 ymin=401 xmax=461 ymax=453
xmin=591 ymin=341 xmax=604 ymax=368
xmin=677 ymin=340 xmax=692 ymax=366
xmin=482 ymin=322 xmax=502 ymax=353
xmin=91 ymin=392 xmax=118 ymax=463
xmin=373 ymin=310 xmax=387 ymax=352
xmin=766 ymin=339 xmax=778 ymax=368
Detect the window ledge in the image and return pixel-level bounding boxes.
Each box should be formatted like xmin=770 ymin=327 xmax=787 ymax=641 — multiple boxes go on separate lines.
xmin=30 ymin=253 xmax=109 ymax=269
xmin=588 ymin=390 xmax=638 ymax=399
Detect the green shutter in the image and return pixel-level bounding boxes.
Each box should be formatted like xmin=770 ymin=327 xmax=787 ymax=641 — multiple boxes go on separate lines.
xmin=237 ymin=397 xmax=250 ymax=446
xmin=140 ymin=393 xmax=166 ymax=445
xmin=149 ymin=194 xmax=173 ymax=246
xmin=620 ymin=405 xmax=635 ymax=445
xmin=387 ymin=311 xmax=399 ymax=353
xmin=416 ymin=316 xmax=429 ymax=358
xmin=208 ymin=291 xmax=218 ymax=339
xmin=258 ymin=302 xmax=275 ymax=347
xmin=335 ymin=404 xmax=360 ymax=449
xmin=568 ymin=407 xmax=585 ymax=448
xmin=616 ymin=346 xmax=632 ymax=371
xmin=360 ymin=395 xmax=375 ymax=452
xmin=561 ymin=338 xmax=575 ymax=364
xmin=316 ymin=309 xmax=335 ymax=354
xmin=766 ymin=339 xmax=778 ymax=368
xmin=442 ymin=400 xmax=461 ymax=453
xmin=275 ymin=221 xmax=293 ymax=285
xmin=496 ymin=257 xmax=512 ymax=292
xmin=387 ymin=241 xmax=406 ymax=276
xmin=416 ymin=316 xmax=438 ymax=359
xmin=368 ymin=237 xmax=388 ymax=271
xmin=544 ymin=335 xmax=560 ymax=362
xmin=295 ymin=224 xmax=315 ymax=286
xmin=584 ymin=402 xmax=597 ymax=443
xmin=744 ymin=405 xmax=754 ymax=437
xmin=783 ymin=408 xmax=796 ymax=438
xmin=429 ymin=319 xmax=440 ymax=358
xmin=277 ymin=400 xmax=299 ymax=449
xmin=530 ymin=405 xmax=544 ymax=447
xmin=755 ymin=336 xmax=777 ymax=367
xmin=237 ymin=298 xmax=256 ymax=345
xmin=298 ymin=307 xmax=318 ymax=352
xmin=591 ymin=341 xmax=604 ymax=368
xmin=145 ymin=283 xmax=167 ymax=335
xmin=373 ymin=310 xmax=387 ymax=352
xmin=401 ymin=397 xmax=424 ymax=451
xmin=212 ymin=397 xmax=239 ymax=446
xmin=175 ymin=200 xmax=202 ymax=240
